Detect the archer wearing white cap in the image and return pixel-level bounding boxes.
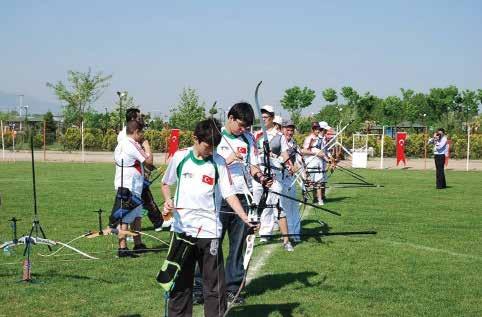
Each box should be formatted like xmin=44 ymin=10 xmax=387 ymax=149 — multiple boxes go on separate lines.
xmin=253 ymin=105 xmax=294 ymax=252
xmin=317 ymin=121 xmax=331 ymax=204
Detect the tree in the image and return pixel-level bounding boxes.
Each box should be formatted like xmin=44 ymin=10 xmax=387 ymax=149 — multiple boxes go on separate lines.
xmin=169 ymin=87 xmax=206 ymax=130
xmin=43 ymin=111 xmax=57 ymax=144
xmin=280 ymin=86 xmax=316 ymax=124
xmin=322 ymin=88 xmax=337 ymax=103
xmin=46 ymin=68 xmax=112 ymax=127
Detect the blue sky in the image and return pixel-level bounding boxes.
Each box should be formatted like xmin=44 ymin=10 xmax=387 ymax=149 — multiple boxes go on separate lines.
xmin=1 ymin=1 xmax=481 ymax=117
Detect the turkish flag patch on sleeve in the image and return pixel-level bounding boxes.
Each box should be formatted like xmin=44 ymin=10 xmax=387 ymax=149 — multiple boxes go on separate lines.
xmin=202 ymin=175 xmax=214 ymax=185
xmin=237 ymin=147 xmax=247 ymax=155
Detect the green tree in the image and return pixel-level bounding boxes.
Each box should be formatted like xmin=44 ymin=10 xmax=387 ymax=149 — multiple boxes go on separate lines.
xmin=43 ymin=111 xmax=57 ymax=144
xmin=322 ymin=88 xmax=337 ymax=103
xmin=46 ymin=69 xmax=112 ymax=127
xmin=169 ymin=87 xmax=206 ymax=130
xmin=280 ymin=86 xmax=316 ymax=124
xmin=110 ymin=92 xmax=138 ymax=130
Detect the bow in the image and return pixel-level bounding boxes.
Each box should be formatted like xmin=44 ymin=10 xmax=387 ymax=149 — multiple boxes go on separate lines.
xmin=1 ymin=236 xmax=98 ymax=260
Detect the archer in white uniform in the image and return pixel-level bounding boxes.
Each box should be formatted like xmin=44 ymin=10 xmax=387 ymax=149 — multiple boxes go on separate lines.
xmin=161 ymin=119 xmax=253 ymax=317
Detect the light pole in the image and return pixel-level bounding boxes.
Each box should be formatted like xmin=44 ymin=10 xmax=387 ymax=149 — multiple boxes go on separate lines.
xmin=117 ymin=91 xmax=127 ymax=132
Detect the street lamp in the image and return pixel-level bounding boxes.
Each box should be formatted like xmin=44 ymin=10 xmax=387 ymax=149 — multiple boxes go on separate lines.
xmin=116 ymin=91 xmax=127 ymax=131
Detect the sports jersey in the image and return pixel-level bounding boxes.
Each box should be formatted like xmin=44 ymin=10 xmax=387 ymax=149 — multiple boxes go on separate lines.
xmin=162 ymin=147 xmax=235 ymax=238
xmin=216 ymin=128 xmax=258 ymax=194
xmin=114 ymin=137 xmax=148 ymax=196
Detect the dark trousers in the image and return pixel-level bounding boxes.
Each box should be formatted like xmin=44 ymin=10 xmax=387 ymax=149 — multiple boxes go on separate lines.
xmin=141 ymin=186 xmax=163 ymax=228
xmin=434 ymin=154 xmax=447 ymax=189
xmin=220 ymin=194 xmax=249 ymax=293
xmin=169 ymin=238 xmax=227 ymax=317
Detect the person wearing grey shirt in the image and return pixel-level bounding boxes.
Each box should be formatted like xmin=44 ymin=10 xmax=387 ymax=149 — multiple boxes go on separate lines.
xmin=428 ymin=128 xmax=448 ymax=189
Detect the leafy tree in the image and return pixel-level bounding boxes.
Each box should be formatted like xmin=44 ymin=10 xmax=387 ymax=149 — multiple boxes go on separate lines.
xmin=322 ymin=88 xmax=337 ymax=103
xmin=340 ymin=86 xmax=359 ymax=106
xmin=46 ymin=69 xmax=112 ymax=127
xmin=381 ymin=96 xmax=403 ymax=126
xmin=43 ymin=111 xmax=57 ymax=144
xmin=169 ymin=87 xmax=206 ymax=130
xmin=280 ymin=86 xmax=316 ymax=124
xmin=426 ymin=86 xmax=459 ymax=121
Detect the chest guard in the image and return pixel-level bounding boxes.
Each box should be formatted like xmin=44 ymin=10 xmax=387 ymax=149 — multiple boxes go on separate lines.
xmin=269 ymin=134 xmax=282 ymax=156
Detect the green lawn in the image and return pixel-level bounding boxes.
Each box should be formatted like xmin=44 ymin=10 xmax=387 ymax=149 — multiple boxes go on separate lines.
xmin=0 ymin=162 xmax=481 ymax=317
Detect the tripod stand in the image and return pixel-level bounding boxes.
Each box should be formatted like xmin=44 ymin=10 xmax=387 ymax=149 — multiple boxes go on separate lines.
xmin=21 ymin=124 xmax=51 ymax=282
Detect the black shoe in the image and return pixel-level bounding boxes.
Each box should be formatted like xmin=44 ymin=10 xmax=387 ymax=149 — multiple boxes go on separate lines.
xmin=226 ymin=291 xmax=245 ymax=304
xmin=133 ymin=243 xmax=148 ymax=254
xmin=118 ymin=247 xmax=139 ymax=258
xmin=193 ymin=292 xmax=204 ymax=305
xmin=312 ymin=198 xmax=318 ymax=204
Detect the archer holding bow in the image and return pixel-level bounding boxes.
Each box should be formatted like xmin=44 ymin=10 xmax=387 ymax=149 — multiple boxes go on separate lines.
xmin=158 ymin=119 xmax=255 ymax=317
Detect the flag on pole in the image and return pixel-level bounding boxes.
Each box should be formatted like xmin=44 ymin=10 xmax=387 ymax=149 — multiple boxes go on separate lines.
xmin=166 ymin=129 xmax=180 ymax=162
xmin=396 ymin=132 xmax=407 ymax=166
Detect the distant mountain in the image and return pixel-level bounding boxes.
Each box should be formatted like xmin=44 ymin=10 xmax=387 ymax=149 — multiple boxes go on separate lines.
xmin=0 ymin=91 xmax=61 ymax=114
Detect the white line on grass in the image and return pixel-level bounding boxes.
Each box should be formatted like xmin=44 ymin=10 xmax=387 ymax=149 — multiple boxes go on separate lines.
xmin=246 ymin=187 xmax=333 ymax=285
xmin=374 ymin=238 xmax=482 ymax=261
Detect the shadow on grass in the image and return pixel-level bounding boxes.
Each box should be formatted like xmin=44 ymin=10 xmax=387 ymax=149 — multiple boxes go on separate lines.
xmin=228 ymin=302 xmax=302 ymax=317
xmin=118 ymin=314 xmax=141 ymax=317
xmin=247 ymin=271 xmax=325 ymax=297
xmin=325 ymin=196 xmax=350 ymax=202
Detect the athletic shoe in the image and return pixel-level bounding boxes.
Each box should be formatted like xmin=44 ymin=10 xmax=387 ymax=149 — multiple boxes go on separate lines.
xmin=133 ymin=243 xmax=148 ymax=254
xmin=154 ymin=226 xmax=163 ymax=232
xmin=318 ymin=200 xmax=324 ymax=206
xmin=283 ymin=242 xmax=294 ymax=252
xmin=259 ymin=237 xmax=268 ymax=243
xmin=117 ymin=247 xmax=139 ymax=258
xmin=226 ymin=291 xmax=245 ymax=304
xmin=162 ymin=218 xmax=173 ymax=228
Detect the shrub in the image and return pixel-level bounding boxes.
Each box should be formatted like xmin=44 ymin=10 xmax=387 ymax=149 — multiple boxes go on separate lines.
xmin=84 ymin=132 xmax=102 ymax=150
xmin=102 ymin=129 xmax=117 ymax=151
xmin=61 ymin=128 xmax=81 ymax=150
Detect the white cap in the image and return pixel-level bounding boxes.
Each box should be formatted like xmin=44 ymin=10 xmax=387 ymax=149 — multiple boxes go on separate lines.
xmin=261 ymin=104 xmax=274 ymax=114
xmin=318 ymin=121 xmax=331 ymax=130
xmin=273 ymin=115 xmax=283 ymax=125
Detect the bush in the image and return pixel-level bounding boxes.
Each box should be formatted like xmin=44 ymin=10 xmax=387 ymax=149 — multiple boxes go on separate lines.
xmin=61 ymin=128 xmax=81 ymax=150
xmin=144 ymin=130 xmax=164 ymax=152
xmin=102 ymin=129 xmax=117 ymax=151
xmin=84 ymin=132 xmax=102 ymax=150
xmin=405 ymin=133 xmax=425 ymax=158
xmin=33 ymin=134 xmax=44 ymax=148
xmin=179 ymin=130 xmax=194 ymax=149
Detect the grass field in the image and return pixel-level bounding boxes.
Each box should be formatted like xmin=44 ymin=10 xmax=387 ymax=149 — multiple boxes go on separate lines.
xmin=0 ymin=162 xmax=481 ymax=317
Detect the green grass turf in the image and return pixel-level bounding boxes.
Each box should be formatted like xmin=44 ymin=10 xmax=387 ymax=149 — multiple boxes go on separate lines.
xmin=0 ymin=162 xmax=481 ymax=317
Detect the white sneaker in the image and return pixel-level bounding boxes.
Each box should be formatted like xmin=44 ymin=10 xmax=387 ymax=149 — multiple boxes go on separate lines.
xmin=283 ymin=242 xmax=294 ymax=252
xmin=259 ymin=238 xmax=268 ymax=243
xmin=162 ymin=219 xmax=173 ymax=228
xmin=154 ymin=226 xmax=163 ymax=232
xmin=318 ymin=200 xmax=324 ymax=206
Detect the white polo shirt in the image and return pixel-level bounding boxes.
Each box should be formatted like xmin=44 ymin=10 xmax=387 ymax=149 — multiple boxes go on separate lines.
xmin=216 ymin=128 xmax=258 ymax=194
xmin=114 ymin=137 xmax=148 ymax=197
xmin=162 ymin=147 xmax=236 ymax=238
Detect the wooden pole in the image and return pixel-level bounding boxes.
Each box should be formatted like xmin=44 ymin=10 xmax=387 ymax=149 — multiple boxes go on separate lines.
xmin=1 ymin=120 xmax=4 ymax=161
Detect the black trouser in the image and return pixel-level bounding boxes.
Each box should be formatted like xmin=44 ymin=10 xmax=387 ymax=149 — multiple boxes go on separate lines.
xmin=169 ymin=237 xmax=226 ymax=317
xmin=220 ymin=194 xmax=249 ymax=293
xmin=434 ymin=154 xmax=447 ymax=189
xmin=141 ymin=186 xmax=163 ymax=228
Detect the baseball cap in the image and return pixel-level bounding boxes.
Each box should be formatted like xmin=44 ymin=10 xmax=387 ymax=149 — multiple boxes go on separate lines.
xmin=261 ymin=105 xmax=274 ymax=114
xmin=319 ymin=121 xmax=331 ymax=130
xmin=273 ymin=115 xmax=283 ymax=125
xmin=282 ymin=119 xmax=295 ymax=127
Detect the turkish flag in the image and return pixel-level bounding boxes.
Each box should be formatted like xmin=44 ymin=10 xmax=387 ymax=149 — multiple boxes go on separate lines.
xmin=445 ymin=140 xmax=451 ymax=166
xmin=202 ymin=175 xmax=214 ymax=185
xmin=396 ymin=132 xmax=407 ymax=166
xmin=166 ymin=129 xmax=180 ymax=161
xmin=237 ymin=147 xmax=247 ymax=155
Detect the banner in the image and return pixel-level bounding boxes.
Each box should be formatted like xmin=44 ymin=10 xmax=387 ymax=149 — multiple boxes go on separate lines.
xmin=396 ymin=132 xmax=407 ymax=166
xmin=445 ymin=140 xmax=451 ymax=166
xmin=166 ymin=129 xmax=180 ymax=161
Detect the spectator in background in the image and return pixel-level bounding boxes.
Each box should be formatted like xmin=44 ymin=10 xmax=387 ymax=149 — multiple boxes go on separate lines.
xmin=428 ymin=128 xmax=448 ymax=189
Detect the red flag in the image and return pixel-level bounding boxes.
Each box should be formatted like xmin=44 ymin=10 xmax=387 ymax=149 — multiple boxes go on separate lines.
xmin=396 ymin=132 xmax=407 ymax=166
xmin=166 ymin=129 xmax=180 ymax=161
xmin=202 ymin=175 xmax=214 ymax=185
xmin=445 ymin=140 xmax=451 ymax=166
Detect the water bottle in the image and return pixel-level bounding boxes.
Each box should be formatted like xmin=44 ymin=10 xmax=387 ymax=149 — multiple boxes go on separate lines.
xmin=3 ymin=245 xmax=11 ymax=256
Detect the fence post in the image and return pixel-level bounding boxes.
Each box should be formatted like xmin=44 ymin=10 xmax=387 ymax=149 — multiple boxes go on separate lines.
xmin=43 ymin=120 xmax=46 ymax=161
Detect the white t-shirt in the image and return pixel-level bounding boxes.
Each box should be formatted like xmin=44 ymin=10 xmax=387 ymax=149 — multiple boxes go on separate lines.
xmin=216 ymin=128 xmax=258 ymax=195
xmin=114 ymin=137 xmax=148 ymax=197
xmin=162 ymin=147 xmax=235 ymax=238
